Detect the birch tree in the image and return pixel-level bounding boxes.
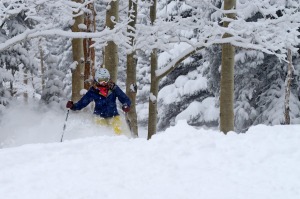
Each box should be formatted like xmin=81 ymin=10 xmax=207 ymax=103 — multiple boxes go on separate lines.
xmin=284 ymin=48 xmax=293 ymax=124
xmin=126 ymin=0 xmax=139 ymax=137
xmin=83 ymin=3 xmax=96 ymax=89
xmin=105 ymin=0 xmax=119 ymax=82
xmin=220 ymin=0 xmax=236 ymax=134
xmin=71 ymin=0 xmax=85 ymax=101
xmin=147 ymin=0 xmax=158 ymax=140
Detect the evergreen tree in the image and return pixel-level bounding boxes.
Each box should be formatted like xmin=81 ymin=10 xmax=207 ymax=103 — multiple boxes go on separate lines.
xmin=158 ymin=53 xmax=214 ymax=130
xmin=155 ymin=0 xmax=221 ymax=131
xmin=234 ymin=50 xmax=264 ymax=131
xmin=0 ymin=1 xmax=38 ymax=105
xmin=40 ymin=38 xmax=66 ymax=105
xmin=253 ymin=54 xmax=300 ymax=126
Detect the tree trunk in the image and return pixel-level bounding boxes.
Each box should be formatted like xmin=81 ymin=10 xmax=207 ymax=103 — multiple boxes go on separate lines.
xmin=148 ymin=49 xmax=158 ymax=139
xmin=10 ymin=69 xmax=16 ymax=97
xmin=9 ymin=80 xmax=14 ymax=97
xmin=220 ymin=0 xmax=236 ymax=134
xmin=71 ymin=0 xmax=85 ymax=101
xmin=23 ymin=69 xmax=28 ymax=103
xmin=126 ymin=0 xmax=139 ymax=137
xmin=104 ymin=0 xmax=119 ymax=82
xmin=83 ymin=3 xmax=96 ymax=89
xmin=284 ymin=48 xmax=293 ymax=124
xmin=39 ymin=38 xmax=45 ymax=91
xmin=147 ymin=0 xmax=158 ymax=140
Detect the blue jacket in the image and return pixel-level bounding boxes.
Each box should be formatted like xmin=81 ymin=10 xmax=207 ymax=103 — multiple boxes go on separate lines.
xmin=71 ymin=85 xmax=131 ymax=118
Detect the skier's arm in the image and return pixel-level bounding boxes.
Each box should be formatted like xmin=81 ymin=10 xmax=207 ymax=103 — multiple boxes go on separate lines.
xmin=71 ymin=90 xmax=94 ymax=111
xmin=114 ymin=86 xmax=131 ymax=107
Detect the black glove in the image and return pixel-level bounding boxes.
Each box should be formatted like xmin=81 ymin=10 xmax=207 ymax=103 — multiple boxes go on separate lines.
xmin=122 ymin=104 xmax=130 ymax=112
xmin=66 ymin=101 xmax=74 ymax=109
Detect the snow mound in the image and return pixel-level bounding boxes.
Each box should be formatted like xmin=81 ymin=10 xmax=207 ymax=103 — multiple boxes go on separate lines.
xmin=1 ymin=104 xmax=300 ymax=199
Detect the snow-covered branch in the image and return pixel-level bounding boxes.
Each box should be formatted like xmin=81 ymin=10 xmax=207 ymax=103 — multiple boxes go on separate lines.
xmin=154 ymin=0 xmax=300 ymax=78
xmin=156 ymin=44 xmax=206 ymax=79
xmin=1 ymin=0 xmax=300 ymax=66
xmin=0 ymin=23 xmax=131 ymax=52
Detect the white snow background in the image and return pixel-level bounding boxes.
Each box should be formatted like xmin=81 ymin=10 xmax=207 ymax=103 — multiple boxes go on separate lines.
xmin=0 ymin=102 xmax=300 ymax=199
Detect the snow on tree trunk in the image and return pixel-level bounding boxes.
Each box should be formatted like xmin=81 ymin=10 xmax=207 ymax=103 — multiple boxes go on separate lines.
xmin=126 ymin=53 xmax=138 ymax=137
xmin=126 ymin=0 xmax=139 ymax=137
xmin=83 ymin=3 xmax=96 ymax=90
xmin=284 ymin=48 xmax=293 ymax=124
xmin=147 ymin=0 xmax=158 ymax=140
xmin=104 ymin=0 xmax=119 ymax=83
xmin=148 ymin=50 xmax=159 ymax=139
xmin=220 ymin=0 xmax=236 ymax=134
xmin=71 ymin=0 xmax=85 ymax=102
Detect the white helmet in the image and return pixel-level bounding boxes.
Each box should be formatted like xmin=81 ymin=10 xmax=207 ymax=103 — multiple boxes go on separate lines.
xmin=95 ymin=68 xmax=110 ymax=83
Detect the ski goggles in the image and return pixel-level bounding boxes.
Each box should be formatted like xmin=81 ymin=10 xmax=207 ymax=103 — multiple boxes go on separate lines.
xmin=95 ymin=78 xmax=109 ymax=86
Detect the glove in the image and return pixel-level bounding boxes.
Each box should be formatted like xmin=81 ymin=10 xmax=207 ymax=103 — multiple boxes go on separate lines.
xmin=108 ymin=80 xmax=116 ymax=90
xmin=66 ymin=101 xmax=74 ymax=109
xmin=122 ymin=104 xmax=130 ymax=113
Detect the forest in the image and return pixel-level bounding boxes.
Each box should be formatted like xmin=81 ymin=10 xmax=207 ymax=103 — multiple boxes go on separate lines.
xmin=1 ymin=0 xmax=300 ymax=139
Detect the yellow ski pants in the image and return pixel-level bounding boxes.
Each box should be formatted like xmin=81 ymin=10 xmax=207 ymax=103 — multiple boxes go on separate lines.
xmin=94 ymin=115 xmax=122 ymax=135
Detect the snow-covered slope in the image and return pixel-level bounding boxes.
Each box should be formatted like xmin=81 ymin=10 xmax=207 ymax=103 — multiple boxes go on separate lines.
xmin=0 ymin=104 xmax=300 ymax=199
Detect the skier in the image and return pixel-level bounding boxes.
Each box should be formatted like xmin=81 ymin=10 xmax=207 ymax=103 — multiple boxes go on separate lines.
xmin=66 ymin=68 xmax=131 ymax=135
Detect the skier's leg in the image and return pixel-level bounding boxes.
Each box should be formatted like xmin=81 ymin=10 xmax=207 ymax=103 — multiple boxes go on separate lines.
xmin=109 ymin=116 xmax=122 ymax=135
xmin=94 ymin=116 xmax=108 ymax=126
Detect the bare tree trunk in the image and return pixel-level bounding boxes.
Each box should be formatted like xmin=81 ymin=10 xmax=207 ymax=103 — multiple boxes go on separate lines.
xmin=10 ymin=69 xmax=16 ymax=97
xmin=39 ymin=38 xmax=45 ymax=91
xmin=71 ymin=0 xmax=85 ymax=101
xmin=83 ymin=3 xmax=96 ymax=89
xmin=23 ymin=70 xmax=28 ymax=103
xmin=148 ymin=49 xmax=158 ymax=139
xmin=9 ymin=81 xmax=14 ymax=97
xmin=220 ymin=0 xmax=236 ymax=134
xmin=284 ymin=48 xmax=293 ymax=124
xmin=126 ymin=0 xmax=138 ymax=137
xmin=104 ymin=0 xmax=119 ymax=82
xmin=147 ymin=0 xmax=158 ymax=140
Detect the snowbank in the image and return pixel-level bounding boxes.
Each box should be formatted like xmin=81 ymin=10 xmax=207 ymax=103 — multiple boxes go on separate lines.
xmin=0 ymin=105 xmax=300 ymax=199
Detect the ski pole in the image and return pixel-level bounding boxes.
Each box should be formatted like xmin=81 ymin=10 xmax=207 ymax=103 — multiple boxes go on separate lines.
xmin=61 ymin=109 xmax=70 ymax=142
